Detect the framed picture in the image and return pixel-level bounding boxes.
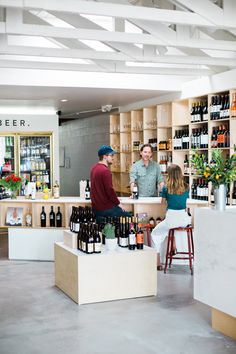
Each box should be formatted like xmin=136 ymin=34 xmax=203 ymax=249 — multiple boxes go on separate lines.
xmin=59 ymin=146 xmax=65 ymax=167
xmin=6 ymin=207 xmax=23 ymax=226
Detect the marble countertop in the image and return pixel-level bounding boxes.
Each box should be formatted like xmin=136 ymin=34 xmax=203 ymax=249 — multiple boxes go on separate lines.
xmin=0 ymin=196 xmax=209 ymax=205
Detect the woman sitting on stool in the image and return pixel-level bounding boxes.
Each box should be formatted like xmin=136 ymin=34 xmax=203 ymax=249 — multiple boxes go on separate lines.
xmin=151 ymin=164 xmax=191 ymax=271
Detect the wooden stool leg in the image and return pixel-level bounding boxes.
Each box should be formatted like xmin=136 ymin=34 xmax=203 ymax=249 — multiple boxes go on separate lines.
xmin=190 ymin=228 xmax=194 ymax=258
xmin=146 ymin=227 xmax=151 ymax=247
xmin=164 ymin=231 xmax=171 ymax=274
xmin=169 ymin=230 xmax=174 ymax=268
xmin=187 ymin=230 xmax=193 ymax=275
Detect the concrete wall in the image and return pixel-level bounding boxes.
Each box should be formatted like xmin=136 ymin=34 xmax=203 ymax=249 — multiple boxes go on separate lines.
xmin=59 ymin=113 xmax=110 ymax=196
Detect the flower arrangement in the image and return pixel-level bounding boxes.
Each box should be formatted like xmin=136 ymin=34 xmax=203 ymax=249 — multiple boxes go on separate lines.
xmin=191 ymin=149 xmax=236 ymax=187
xmin=0 ymin=174 xmax=22 ymax=192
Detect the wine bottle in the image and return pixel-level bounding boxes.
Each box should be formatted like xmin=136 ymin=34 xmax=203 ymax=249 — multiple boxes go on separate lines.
xmin=128 ymin=222 xmax=136 ymax=250
xmin=49 ymin=206 xmax=55 ymax=227
xmin=132 ymin=183 xmax=139 ymax=199
xmin=40 ymin=206 xmax=46 ymax=227
xmin=53 ymin=180 xmax=60 ymax=199
xmin=86 ymin=225 xmax=94 ymax=254
xmin=136 ymin=224 xmax=144 ymax=250
xmin=56 ymin=206 xmax=62 ymax=227
xmin=149 ymin=216 xmax=155 ymax=228
xmin=94 ymin=225 xmax=102 ymax=253
xmin=119 ymin=217 xmax=128 ymax=247
xmin=85 ymin=179 xmax=91 ymax=200
xmin=25 ymin=207 xmax=32 ymax=227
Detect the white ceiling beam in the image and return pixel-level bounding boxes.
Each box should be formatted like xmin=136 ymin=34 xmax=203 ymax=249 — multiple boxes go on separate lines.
xmin=0 ymin=59 xmax=209 ymax=75
xmin=1 ymin=45 xmax=235 ymax=67
xmin=223 ymin=0 xmax=236 ymax=28
xmin=0 ymin=0 xmax=217 ymax=27
xmin=2 ymin=22 xmax=236 ymax=51
xmin=0 ymin=59 xmax=105 ymax=72
xmin=0 ymin=67 xmax=194 ymax=91
xmin=171 ymin=0 xmax=224 ymax=26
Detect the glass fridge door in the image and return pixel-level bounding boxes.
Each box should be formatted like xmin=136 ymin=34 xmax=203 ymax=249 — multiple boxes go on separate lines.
xmin=0 ymin=135 xmax=16 ymax=178
xmin=19 ymin=135 xmax=52 ymax=189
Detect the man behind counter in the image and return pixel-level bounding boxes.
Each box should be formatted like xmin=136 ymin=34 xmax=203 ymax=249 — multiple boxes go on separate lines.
xmin=130 ymin=144 xmax=164 ymax=197
xmin=90 ymin=145 xmax=131 ymax=220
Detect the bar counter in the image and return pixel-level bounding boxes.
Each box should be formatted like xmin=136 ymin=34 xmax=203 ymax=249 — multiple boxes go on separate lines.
xmin=0 ymin=196 xmax=207 ymax=261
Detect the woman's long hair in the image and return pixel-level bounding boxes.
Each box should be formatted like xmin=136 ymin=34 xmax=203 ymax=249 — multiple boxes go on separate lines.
xmin=166 ymin=164 xmax=188 ymax=195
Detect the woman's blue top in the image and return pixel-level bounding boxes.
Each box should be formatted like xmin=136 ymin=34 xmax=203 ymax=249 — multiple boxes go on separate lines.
xmin=161 ymin=186 xmax=189 ymax=210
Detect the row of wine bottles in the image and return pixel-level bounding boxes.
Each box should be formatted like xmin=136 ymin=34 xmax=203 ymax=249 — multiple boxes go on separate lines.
xmin=191 ymin=179 xmax=236 ymax=204
xmin=40 ymin=206 xmax=62 ymax=227
xmin=210 ymin=94 xmax=230 ymax=120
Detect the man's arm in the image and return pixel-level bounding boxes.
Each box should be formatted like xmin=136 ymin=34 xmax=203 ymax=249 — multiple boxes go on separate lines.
xmin=156 ymin=162 xmax=164 ymax=189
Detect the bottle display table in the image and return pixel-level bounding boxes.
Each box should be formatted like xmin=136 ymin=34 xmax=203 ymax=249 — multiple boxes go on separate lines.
xmin=55 ymin=240 xmax=157 ymax=305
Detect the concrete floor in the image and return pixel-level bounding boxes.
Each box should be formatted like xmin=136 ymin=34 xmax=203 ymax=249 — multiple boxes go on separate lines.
xmin=0 ymin=261 xmax=235 ymax=354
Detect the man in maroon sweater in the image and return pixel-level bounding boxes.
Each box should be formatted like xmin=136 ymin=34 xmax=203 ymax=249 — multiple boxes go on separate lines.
xmin=90 ymin=145 xmax=131 ymax=220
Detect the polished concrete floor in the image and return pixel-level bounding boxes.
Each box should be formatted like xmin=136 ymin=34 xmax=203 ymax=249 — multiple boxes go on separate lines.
xmin=0 ymin=260 xmax=235 ymax=354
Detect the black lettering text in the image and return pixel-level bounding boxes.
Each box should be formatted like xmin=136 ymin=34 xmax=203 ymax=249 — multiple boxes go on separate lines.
xmin=20 ymin=120 xmax=25 ymax=126
xmin=13 ymin=120 xmax=17 ymax=126
xmin=5 ymin=120 xmax=9 ymax=126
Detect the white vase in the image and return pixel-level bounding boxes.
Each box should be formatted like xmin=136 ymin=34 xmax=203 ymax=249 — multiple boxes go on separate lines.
xmin=214 ymin=184 xmax=226 ymax=211
xmin=105 ymin=238 xmax=118 ymax=251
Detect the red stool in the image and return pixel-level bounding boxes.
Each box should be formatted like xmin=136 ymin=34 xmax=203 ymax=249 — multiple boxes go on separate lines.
xmin=164 ymin=226 xmax=194 ymax=275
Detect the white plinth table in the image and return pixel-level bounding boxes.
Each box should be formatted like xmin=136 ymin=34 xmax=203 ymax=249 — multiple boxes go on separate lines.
xmin=55 ymin=241 xmax=157 ymax=305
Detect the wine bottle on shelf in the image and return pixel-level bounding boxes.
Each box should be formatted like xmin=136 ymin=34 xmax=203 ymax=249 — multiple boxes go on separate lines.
xmin=128 ymin=222 xmax=136 ymax=250
xmin=232 ymin=182 xmax=236 ymax=205
xmin=40 ymin=206 xmax=46 ymax=227
xmin=231 ymin=93 xmax=236 ymax=117
xmin=25 ymin=208 xmax=32 ymax=227
xmin=85 ymin=179 xmax=91 ymax=200
xmin=183 ymin=155 xmax=189 ymax=175
xmin=136 ymin=224 xmax=144 ymax=250
xmin=49 ymin=206 xmax=55 ymax=227
xmin=56 ymin=206 xmax=62 ymax=227
xmin=53 ymin=180 xmax=60 ymax=199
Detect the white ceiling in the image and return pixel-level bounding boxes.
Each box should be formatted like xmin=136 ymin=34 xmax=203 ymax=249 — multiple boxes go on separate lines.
xmin=0 ymin=0 xmax=236 ymax=119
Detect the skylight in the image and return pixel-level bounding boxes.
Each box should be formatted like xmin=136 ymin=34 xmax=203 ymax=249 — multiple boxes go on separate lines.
xmin=79 ymin=40 xmax=114 ymax=52
xmin=80 ymin=14 xmax=113 ymax=31
xmin=29 ymin=10 xmax=74 ymax=28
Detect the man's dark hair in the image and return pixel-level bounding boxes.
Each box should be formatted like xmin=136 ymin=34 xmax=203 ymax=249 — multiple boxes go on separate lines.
xmin=140 ymin=143 xmax=153 ymax=152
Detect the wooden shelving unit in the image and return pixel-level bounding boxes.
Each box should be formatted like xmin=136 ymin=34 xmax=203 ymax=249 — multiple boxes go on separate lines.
xmin=110 ymin=89 xmax=236 ymax=203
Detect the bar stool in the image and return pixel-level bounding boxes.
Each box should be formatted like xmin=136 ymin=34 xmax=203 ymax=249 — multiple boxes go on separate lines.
xmin=164 ymin=226 xmax=194 ymax=275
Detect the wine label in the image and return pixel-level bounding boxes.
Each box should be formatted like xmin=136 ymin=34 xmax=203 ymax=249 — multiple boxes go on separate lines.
xmin=94 ymin=242 xmax=101 ymax=253
xmin=74 ymin=223 xmax=80 ymax=232
xmin=136 ymin=232 xmax=144 ymax=244
xmin=129 ymin=233 xmax=136 ymax=245
xmin=87 ymin=243 xmax=93 ymax=254
xmin=119 ymin=237 xmax=128 ymax=247
xmin=85 ymin=192 xmax=90 ymax=199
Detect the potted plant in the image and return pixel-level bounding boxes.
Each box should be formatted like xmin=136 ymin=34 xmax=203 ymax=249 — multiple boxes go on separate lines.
xmin=191 ymin=149 xmax=236 ymax=210
xmin=0 ymin=174 xmax=22 ymax=199
xmin=102 ymin=223 xmax=118 ymax=251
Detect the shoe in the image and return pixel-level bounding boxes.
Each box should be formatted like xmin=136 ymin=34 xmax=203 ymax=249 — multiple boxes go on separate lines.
xmin=172 ymin=249 xmax=177 ymax=256
xmin=157 ymin=265 xmax=163 ymax=271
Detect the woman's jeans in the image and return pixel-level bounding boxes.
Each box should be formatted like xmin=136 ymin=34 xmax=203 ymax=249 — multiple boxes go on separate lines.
xmin=94 ymin=206 xmax=132 ymax=223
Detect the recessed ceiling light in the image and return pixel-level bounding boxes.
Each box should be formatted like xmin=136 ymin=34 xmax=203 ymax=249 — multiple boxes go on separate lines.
xmin=60 ymin=99 xmax=68 ymax=102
